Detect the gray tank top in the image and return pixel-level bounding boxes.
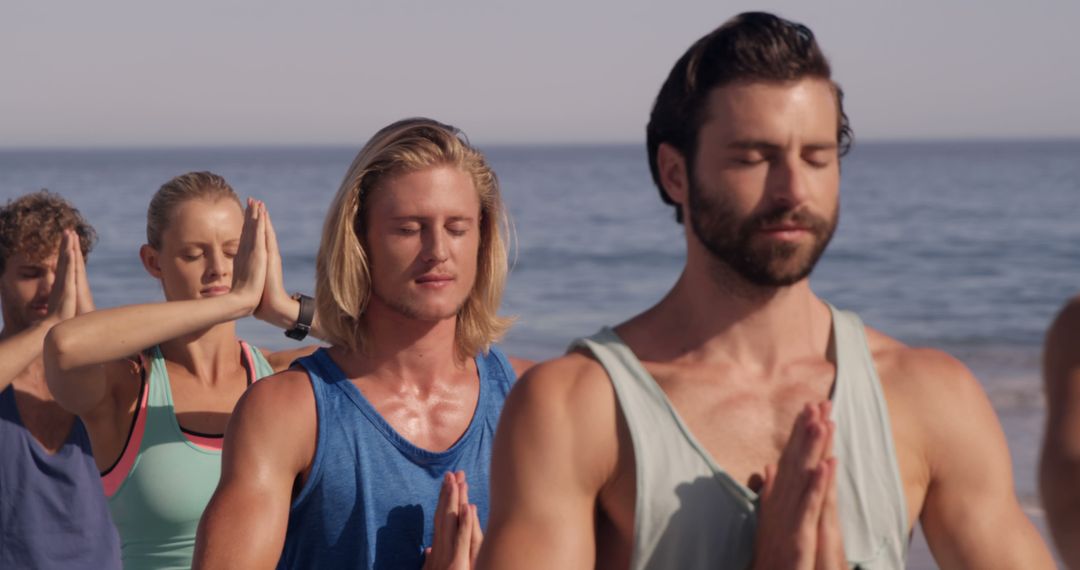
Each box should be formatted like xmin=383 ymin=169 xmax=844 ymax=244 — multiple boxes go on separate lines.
xmin=572 ymin=304 xmax=908 ymax=569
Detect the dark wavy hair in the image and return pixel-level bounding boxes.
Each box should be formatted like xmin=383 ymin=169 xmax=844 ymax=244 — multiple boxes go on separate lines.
xmin=646 ymin=12 xmax=853 ymax=223
xmin=0 ymin=190 xmax=96 ymax=274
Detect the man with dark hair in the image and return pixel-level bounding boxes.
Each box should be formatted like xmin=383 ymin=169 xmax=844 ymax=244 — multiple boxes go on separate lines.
xmin=0 ymin=190 xmax=120 ymax=568
xmin=479 ymin=12 xmax=1053 ymax=568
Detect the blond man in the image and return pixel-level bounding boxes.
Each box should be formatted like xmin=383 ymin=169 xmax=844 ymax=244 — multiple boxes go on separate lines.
xmin=193 ymin=118 xmax=530 ymax=569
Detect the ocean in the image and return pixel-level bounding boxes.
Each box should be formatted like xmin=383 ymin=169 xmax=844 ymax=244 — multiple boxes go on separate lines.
xmin=2 ymin=140 xmax=1077 ymax=566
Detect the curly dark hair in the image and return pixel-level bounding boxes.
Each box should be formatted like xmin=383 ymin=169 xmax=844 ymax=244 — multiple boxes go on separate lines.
xmin=646 ymin=12 xmax=853 ymax=223
xmin=0 ymin=190 xmax=96 ymax=274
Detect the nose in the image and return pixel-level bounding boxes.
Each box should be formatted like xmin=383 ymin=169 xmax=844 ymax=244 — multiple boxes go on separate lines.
xmin=38 ymin=270 xmax=56 ymax=298
xmin=206 ymin=249 xmax=231 ymax=281
xmin=421 ymin=228 xmax=449 ymax=264
xmin=765 ymin=155 xmax=810 ymax=208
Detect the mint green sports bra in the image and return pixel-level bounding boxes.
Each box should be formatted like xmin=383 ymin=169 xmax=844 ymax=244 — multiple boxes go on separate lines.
xmin=102 ymin=341 xmax=274 ymax=570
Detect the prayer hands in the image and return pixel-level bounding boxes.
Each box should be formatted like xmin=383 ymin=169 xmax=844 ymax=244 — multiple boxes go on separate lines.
xmin=46 ymin=230 xmax=79 ymax=324
xmin=423 ymin=471 xmax=483 ymax=570
xmin=231 ymin=198 xmax=269 ymax=314
xmin=753 ymin=401 xmax=846 ymax=570
xmin=252 ymin=200 xmax=292 ymax=324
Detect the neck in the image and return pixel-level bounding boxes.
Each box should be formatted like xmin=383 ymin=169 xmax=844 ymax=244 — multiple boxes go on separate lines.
xmin=158 ymin=321 xmax=242 ymax=384
xmin=334 ymin=298 xmax=466 ymax=388
xmin=636 ymin=245 xmax=833 ymax=370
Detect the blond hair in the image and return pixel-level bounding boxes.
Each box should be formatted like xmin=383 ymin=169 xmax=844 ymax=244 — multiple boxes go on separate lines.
xmin=317 ymin=118 xmax=512 ymax=360
xmin=147 ymin=171 xmax=241 ymax=249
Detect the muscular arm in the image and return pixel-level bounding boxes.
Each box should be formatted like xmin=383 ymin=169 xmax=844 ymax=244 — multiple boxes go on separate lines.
xmin=193 ymin=369 xmax=316 ymax=569
xmin=477 ymin=356 xmax=614 ymax=570
xmin=894 ymin=349 xmax=1054 ymax=568
xmin=1040 ymin=296 xmax=1080 ymax=566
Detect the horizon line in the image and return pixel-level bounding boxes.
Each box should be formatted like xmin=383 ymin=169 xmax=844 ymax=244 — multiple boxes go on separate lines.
xmin=1 ymin=135 xmax=1079 ymax=153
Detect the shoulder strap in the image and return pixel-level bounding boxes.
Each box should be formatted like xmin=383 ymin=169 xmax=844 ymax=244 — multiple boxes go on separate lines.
xmin=240 ymin=340 xmax=276 ymax=381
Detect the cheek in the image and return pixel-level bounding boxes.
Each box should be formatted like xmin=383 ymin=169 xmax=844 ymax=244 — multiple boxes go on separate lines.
xmin=160 ymin=260 xmax=202 ymax=287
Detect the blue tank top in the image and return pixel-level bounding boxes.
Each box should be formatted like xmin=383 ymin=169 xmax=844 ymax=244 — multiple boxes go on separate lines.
xmin=279 ymin=346 xmax=516 ymax=570
xmin=0 ymin=385 xmax=121 ymax=569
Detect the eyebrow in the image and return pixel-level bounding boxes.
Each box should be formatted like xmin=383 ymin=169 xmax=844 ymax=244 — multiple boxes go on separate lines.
xmin=727 ymin=140 xmax=838 ymax=152
xmin=389 ymin=215 xmax=476 ymax=222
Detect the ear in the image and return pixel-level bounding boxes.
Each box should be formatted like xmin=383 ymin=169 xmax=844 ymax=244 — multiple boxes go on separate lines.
xmin=139 ymin=244 xmax=163 ymax=279
xmin=657 ymin=142 xmax=690 ymax=208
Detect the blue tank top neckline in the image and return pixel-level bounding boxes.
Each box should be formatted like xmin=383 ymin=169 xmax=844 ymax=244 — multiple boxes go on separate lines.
xmin=279 ymin=345 xmax=516 ymax=570
xmin=305 ymin=347 xmax=491 ymax=463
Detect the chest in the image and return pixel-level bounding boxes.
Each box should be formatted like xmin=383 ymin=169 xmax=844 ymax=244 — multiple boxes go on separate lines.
xmin=648 ymin=362 xmax=835 ymax=487
xmin=355 ymin=377 xmax=480 ymax=453
xmin=163 ymin=363 xmax=250 ymax=434
xmin=11 ymin=381 xmax=76 ymax=454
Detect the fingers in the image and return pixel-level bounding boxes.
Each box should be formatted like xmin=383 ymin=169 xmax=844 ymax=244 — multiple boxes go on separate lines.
xmin=469 ymin=504 xmax=483 ymax=568
xmin=47 ymin=231 xmax=78 ymax=321
xmin=760 ymin=463 xmax=776 ymax=500
xmin=71 ymin=229 xmax=95 ymax=314
xmin=816 ymin=458 xmax=846 ymax=569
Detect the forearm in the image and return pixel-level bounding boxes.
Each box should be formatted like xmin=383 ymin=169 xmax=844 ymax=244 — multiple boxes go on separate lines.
xmin=47 ymin=295 xmax=250 ymax=371
xmin=0 ymin=318 xmax=57 ymax=391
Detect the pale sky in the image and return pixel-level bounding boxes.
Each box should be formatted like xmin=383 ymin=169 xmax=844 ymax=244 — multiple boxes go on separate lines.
xmin=2 ymin=0 xmax=1078 ymax=147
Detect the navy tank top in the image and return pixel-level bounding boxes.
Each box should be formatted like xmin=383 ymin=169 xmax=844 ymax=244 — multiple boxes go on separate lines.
xmin=278 ymin=347 xmax=515 ymax=570
xmin=0 ymin=385 xmax=121 ymax=568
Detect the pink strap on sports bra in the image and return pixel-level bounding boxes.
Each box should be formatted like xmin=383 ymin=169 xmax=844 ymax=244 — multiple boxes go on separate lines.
xmin=101 ymin=344 xmax=262 ymax=496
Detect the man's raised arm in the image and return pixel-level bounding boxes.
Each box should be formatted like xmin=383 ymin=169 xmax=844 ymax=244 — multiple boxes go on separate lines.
xmin=477 ymin=356 xmax=615 ymax=569
xmin=193 ymin=370 xmax=316 ymax=570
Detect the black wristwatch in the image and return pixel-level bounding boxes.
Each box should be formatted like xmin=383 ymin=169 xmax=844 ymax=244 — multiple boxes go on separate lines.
xmin=285 ymin=293 xmax=314 ymax=341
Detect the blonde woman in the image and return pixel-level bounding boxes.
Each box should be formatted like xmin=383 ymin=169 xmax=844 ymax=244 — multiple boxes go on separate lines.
xmin=44 ymin=172 xmax=317 ymax=570
xmin=194 ymin=118 xmax=532 ymax=569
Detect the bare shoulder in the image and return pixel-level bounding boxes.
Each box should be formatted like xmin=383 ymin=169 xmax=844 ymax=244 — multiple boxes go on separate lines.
xmin=865 ymin=326 xmax=983 ymax=405
xmin=262 ymin=345 xmax=320 ymax=374
xmin=500 ymin=350 xmax=620 ymax=486
xmin=506 ymin=356 xmax=536 ymax=378
xmin=226 ymin=367 xmax=317 ymax=473
xmin=864 ymin=326 xmax=1003 ymax=476
xmin=238 ymin=367 xmax=316 ymax=423
xmin=509 ymin=350 xmax=616 ymax=417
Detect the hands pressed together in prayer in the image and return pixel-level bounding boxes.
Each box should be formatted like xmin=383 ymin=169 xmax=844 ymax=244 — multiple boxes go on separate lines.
xmin=754 ymin=401 xmax=846 ymax=570
xmin=424 ymin=471 xmax=483 ymax=570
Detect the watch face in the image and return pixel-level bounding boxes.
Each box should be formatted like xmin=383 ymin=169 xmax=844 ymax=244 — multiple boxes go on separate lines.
xmin=285 ymin=325 xmax=309 ymax=341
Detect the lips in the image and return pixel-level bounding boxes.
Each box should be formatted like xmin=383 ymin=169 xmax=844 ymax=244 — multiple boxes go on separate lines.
xmin=200 ymin=286 xmax=231 ymax=297
xmin=415 ymin=274 xmax=455 ymax=286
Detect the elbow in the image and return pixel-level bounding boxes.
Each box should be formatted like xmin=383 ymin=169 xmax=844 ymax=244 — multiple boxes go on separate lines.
xmin=43 ymin=324 xmax=78 ymax=376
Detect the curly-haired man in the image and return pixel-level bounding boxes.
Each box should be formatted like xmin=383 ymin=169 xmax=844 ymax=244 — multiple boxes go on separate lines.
xmin=0 ymin=190 xmax=120 ymax=568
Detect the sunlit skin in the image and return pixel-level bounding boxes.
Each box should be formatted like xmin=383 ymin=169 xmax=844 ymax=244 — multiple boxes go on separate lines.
xmin=45 ymin=194 xmax=317 ymax=475
xmin=337 ymin=165 xmax=484 ymax=453
xmin=682 ymin=78 xmax=840 ymax=291
xmin=0 ymin=244 xmax=77 ymax=455
xmin=140 ymin=199 xmax=244 ymax=303
xmin=191 ymin=162 xmax=533 ymax=569
xmin=477 ymin=77 xmax=1054 ymax=569
xmin=363 ymin=165 xmax=481 ymax=324
xmin=135 ymin=198 xmax=253 ymax=436
xmin=0 ymin=251 xmax=60 ymax=332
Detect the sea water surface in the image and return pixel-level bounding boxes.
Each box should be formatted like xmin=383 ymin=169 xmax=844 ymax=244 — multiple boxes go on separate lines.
xmin=2 ymin=140 xmax=1078 ymax=567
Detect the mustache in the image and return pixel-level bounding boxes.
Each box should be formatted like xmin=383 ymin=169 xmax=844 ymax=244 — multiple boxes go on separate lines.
xmin=746 ymin=206 xmax=831 ymax=233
